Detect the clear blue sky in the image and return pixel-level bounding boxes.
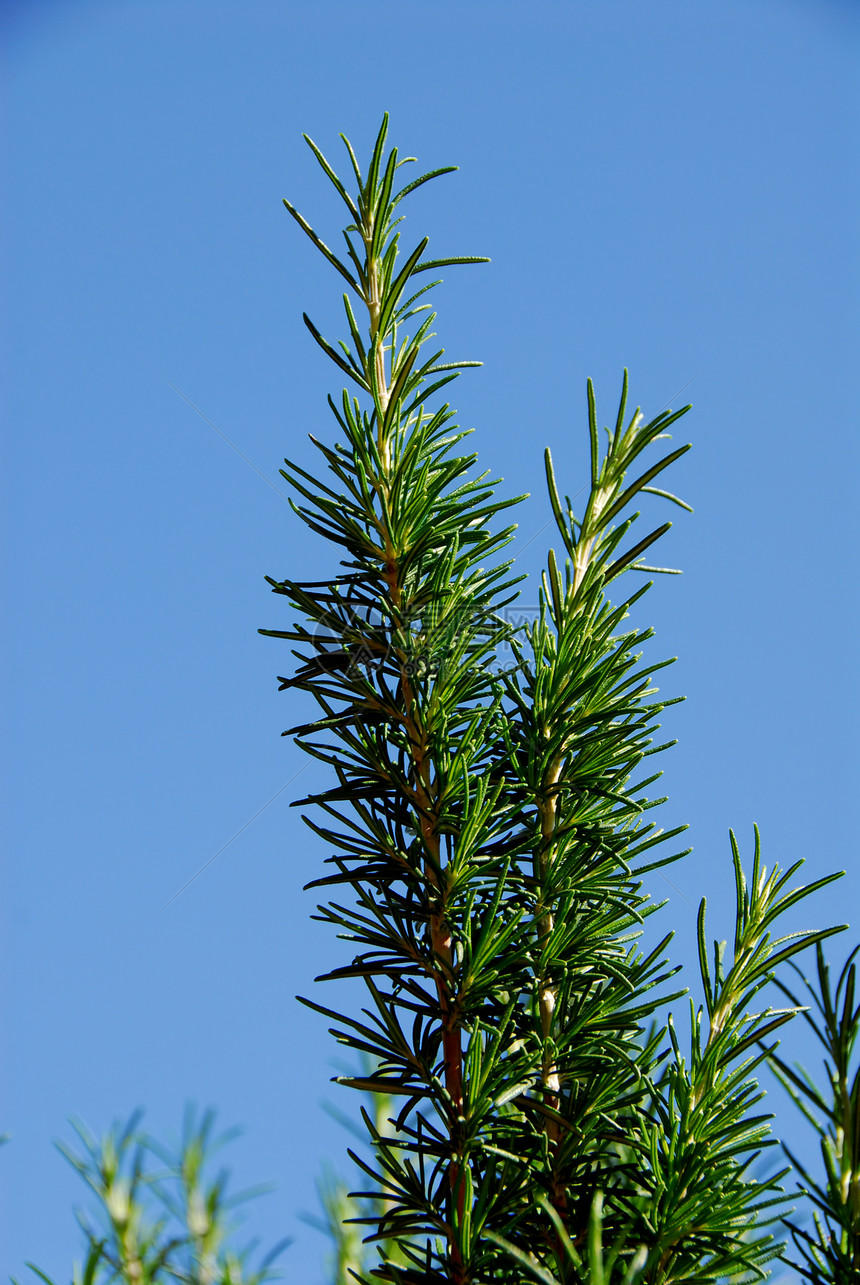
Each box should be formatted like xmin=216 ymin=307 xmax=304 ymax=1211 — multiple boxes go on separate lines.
xmin=3 ymin=1 xmax=858 ymax=1279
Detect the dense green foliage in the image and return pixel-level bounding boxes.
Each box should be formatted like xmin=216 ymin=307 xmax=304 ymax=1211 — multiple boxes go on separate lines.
xmin=260 ymin=117 xmax=848 ymax=1283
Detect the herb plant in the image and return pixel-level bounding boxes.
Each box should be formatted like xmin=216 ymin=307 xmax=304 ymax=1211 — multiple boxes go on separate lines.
xmin=262 ymin=115 xmax=846 ymax=1283
xmin=18 ymin=1111 xmax=287 ymax=1285
xmin=770 ymin=946 xmax=860 ymax=1282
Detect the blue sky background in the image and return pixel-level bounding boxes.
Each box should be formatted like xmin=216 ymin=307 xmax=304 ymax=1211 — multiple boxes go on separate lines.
xmin=3 ymin=1 xmax=858 ymax=1279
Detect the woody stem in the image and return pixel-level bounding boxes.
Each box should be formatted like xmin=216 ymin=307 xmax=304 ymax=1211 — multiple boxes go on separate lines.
xmin=367 ymin=239 xmax=466 ymax=1278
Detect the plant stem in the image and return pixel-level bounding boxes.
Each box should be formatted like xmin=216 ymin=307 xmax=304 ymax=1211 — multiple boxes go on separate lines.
xmin=364 ymin=239 xmax=466 ymax=1280
xmin=537 ymin=756 xmax=567 ymax=1242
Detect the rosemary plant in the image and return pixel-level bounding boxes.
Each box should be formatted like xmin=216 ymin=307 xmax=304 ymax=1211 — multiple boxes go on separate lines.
xmin=770 ymin=945 xmax=860 ymax=1281
xmin=264 ymin=116 xmax=846 ymax=1284
xmin=19 ymin=1110 xmax=287 ymax=1285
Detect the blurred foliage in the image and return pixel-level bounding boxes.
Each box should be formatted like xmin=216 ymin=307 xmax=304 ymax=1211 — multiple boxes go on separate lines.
xmin=771 ymin=945 xmax=860 ymax=1282
xmin=17 ymin=1109 xmax=287 ymax=1285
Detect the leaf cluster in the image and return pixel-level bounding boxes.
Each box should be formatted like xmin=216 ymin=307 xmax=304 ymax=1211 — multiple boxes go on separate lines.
xmin=266 ymin=117 xmax=845 ymax=1284
xmin=19 ymin=1110 xmax=287 ymax=1285
xmin=770 ymin=945 xmax=860 ymax=1282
